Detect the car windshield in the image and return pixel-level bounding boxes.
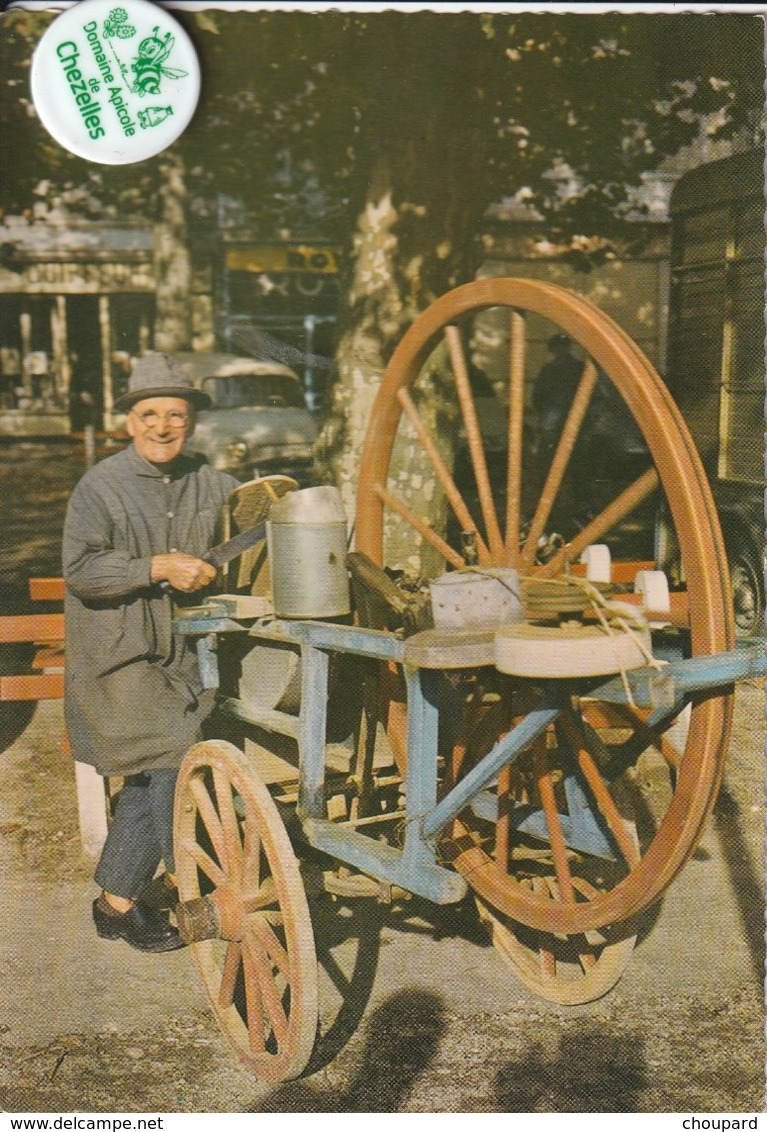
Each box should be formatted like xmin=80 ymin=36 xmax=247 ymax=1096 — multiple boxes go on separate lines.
xmin=202 ymin=374 xmax=306 ymax=410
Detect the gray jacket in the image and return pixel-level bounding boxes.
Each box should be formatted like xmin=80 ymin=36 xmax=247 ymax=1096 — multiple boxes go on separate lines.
xmin=63 ymin=445 xmax=238 ymax=775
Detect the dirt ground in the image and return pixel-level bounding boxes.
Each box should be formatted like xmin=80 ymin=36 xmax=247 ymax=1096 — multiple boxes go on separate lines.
xmin=0 ymin=441 xmax=764 ymax=1113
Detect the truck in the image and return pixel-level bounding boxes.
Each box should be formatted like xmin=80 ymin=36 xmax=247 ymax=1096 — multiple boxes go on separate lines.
xmin=665 ymin=146 xmax=765 ymax=638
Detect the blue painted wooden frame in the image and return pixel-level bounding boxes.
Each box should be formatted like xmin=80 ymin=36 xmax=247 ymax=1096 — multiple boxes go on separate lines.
xmin=175 ymin=607 xmax=765 ymax=904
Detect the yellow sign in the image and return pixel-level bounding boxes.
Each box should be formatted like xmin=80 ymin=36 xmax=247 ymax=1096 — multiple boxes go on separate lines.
xmin=226 ymin=244 xmax=340 ymax=275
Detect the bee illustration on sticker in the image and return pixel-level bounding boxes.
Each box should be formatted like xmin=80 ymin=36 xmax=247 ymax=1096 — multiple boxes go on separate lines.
xmin=131 ymin=27 xmax=189 ymax=95
xmin=103 ymin=11 xmax=189 ymax=96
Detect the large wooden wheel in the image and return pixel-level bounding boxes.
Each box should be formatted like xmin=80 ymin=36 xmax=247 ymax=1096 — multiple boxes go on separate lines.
xmin=174 ymin=739 xmax=318 ymax=1081
xmin=355 ymin=278 xmax=734 ymax=938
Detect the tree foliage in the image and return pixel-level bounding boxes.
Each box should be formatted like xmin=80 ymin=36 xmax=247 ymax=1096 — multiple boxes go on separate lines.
xmin=0 ymin=9 xmax=762 ymax=513
xmin=1 ymin=9 xmax=762 ymax=254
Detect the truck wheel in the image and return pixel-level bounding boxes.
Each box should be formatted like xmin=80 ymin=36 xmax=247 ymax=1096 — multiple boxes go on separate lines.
xmin=728 ymin=544 xmax=764 ymax=640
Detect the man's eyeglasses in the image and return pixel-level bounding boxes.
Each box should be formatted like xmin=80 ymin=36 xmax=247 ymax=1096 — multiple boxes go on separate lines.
xmin=131 ymin=409 xmax=190 ymax=429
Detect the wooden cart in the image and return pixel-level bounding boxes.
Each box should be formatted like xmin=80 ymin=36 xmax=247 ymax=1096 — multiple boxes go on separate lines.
xmin=170 ymin=279 xmax=765 ymax=1081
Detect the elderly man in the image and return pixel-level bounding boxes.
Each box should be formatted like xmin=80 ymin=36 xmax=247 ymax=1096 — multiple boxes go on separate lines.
xmin=63 ymin=354 xmax=239 ymax=952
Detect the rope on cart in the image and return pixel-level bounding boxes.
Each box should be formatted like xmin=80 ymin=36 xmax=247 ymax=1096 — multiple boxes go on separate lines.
xmin=520 ymin=573 xmax=668 ymax=708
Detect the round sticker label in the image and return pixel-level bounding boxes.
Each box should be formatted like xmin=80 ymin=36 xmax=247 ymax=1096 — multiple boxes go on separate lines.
xmin=30 ymin=0 xmax=201 ymax=165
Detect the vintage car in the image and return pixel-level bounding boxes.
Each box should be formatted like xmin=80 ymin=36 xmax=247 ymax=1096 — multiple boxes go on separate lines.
xmin=172 ymin=352 xmax=318 ymax=481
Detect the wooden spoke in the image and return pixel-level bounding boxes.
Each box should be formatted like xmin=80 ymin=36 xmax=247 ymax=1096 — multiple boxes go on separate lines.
xmin=571 ymin=876 xmax=601 ymax=901
xmin=252 ymin=932 xmax=291 ymax=1036
xmin=505 ymin=310 xmax=527 ymax=561
xmin=559 ymin=712 xmax=640 ymax=867
xmin=540 ymin=943 xmax=557 ymax=978
xmin=373 ymin=482 xmax=464 ymax=569
xmin=520 ymin=359 xmax=599 ymax=569
xmin=177 ymin=836 xmax=229 ymax=889
xmin=246 ymin=928 xmax=290 ymax=1045
xmin=241 ymin=941 xmax=266 ymax=1056
xmin=188 ymin=774 xmax=228 ymax=868
xmin=241 ymin=816 xmax=263 ymax=892
xmin=397 ymin=385 xmax=491 ymax=562
xmin=578 ymin=946 xmax=598 ymax=971
xmin=532 ymin=737 xmax=575 ymax=903
xmin=445 ymin=324 xmax=505 ymax=560
xmin=242 ymin=876 xmax=277 ymax=913
xmin=212 ymin=767 xmax=245 ymax=883
xmin=248 ymin=915 xmax=291 ymax=978
xmin=536 ymin=465 xmax=660 ymax=579
xmin=174 ymin=740 xmax=318 ymax=1082
xmin=496 ymin=765 xmax=513 ymax=875
xmin=593 ymin=700 xmax=685 ymax=770
xmin=218 ymin=940 xmax=242 ymax=1009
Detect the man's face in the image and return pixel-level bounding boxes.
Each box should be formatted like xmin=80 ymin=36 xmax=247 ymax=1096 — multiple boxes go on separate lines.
xmin=126 ymin=396 xmax=195 ymax=466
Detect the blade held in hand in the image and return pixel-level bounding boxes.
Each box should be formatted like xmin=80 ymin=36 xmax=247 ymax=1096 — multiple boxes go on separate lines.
xmin=159 ymin=521 xmax=268 ymax=594
xmin=204 ymin=520 xmax=268 ymax=569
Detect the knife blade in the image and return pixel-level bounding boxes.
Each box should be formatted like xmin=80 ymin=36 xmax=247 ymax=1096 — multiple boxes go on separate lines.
xmin=160 ymin=520 xmax=268 ymax=593
xmin=203 ymin=520 xmax=268 ymax=569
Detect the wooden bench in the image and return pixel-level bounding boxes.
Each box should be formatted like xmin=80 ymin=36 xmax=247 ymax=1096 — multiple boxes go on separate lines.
xmin=0 ymin=577 xmax=66 ymax=703
xmin=0 ymin=577 xmax=66 ymax=702
xmin=0 ymin=578 xmax=111 ymax=858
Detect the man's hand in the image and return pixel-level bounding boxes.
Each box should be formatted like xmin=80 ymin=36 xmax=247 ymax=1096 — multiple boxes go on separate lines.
xmin=151 ymin=552 xmax=217 ymax=593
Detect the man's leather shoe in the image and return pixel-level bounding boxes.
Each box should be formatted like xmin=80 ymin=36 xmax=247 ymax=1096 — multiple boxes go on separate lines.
xmin=92 ymin=898 xmax=184 ymax=953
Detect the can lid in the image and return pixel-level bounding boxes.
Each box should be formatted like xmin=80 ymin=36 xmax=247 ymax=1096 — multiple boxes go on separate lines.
xmin=270 ymin=485 xmax=348 ymax=524
xmin=30 ymin=0 xmax=201 ymax=165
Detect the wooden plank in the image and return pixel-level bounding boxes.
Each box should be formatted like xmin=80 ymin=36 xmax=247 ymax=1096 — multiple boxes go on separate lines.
xmin=568 ymin=560 xmax=656 ymax=583
xmin=404 ymin=626 xmax=497 ymax=670
xmin=580 ymin=590 xmax=689 ymax=628
xmin=32 ymin=646 xmax=65 ymax=670
xmin=28 ymin=577 xmax=65 ymax=602
xmin=0 ymin=613 xmax=65 ymax=644
xmin=215 ymin=593 xmax=273 ymax=619
xmin=607 ymin=560 xmax=657 ymax=583
xmin=0 ymin=673 xmax=65 ymax=700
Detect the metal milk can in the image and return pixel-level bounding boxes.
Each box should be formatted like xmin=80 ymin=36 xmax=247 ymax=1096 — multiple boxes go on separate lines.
xmin=267 ymin=485 xmax=351 ymax=618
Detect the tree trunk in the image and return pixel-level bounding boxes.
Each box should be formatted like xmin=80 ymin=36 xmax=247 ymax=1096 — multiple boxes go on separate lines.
xmin=315 ymin=157 xmax=416 ymax=519
xmin=315 ymin=147 xmax=478 ymax=577
xmin=152 ymin=152 xmax=192 ymax=353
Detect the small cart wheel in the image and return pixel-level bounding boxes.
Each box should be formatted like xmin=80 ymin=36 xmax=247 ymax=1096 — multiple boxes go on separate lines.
xmin=174 ymin=739 xmax=318 ymax=1081
xmin=356 ymin=278 xmax=734 ymax=935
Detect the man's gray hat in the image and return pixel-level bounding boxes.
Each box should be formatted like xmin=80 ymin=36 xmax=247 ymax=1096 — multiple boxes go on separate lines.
xmin=113 ymin=353 xmax=211 ymax=413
